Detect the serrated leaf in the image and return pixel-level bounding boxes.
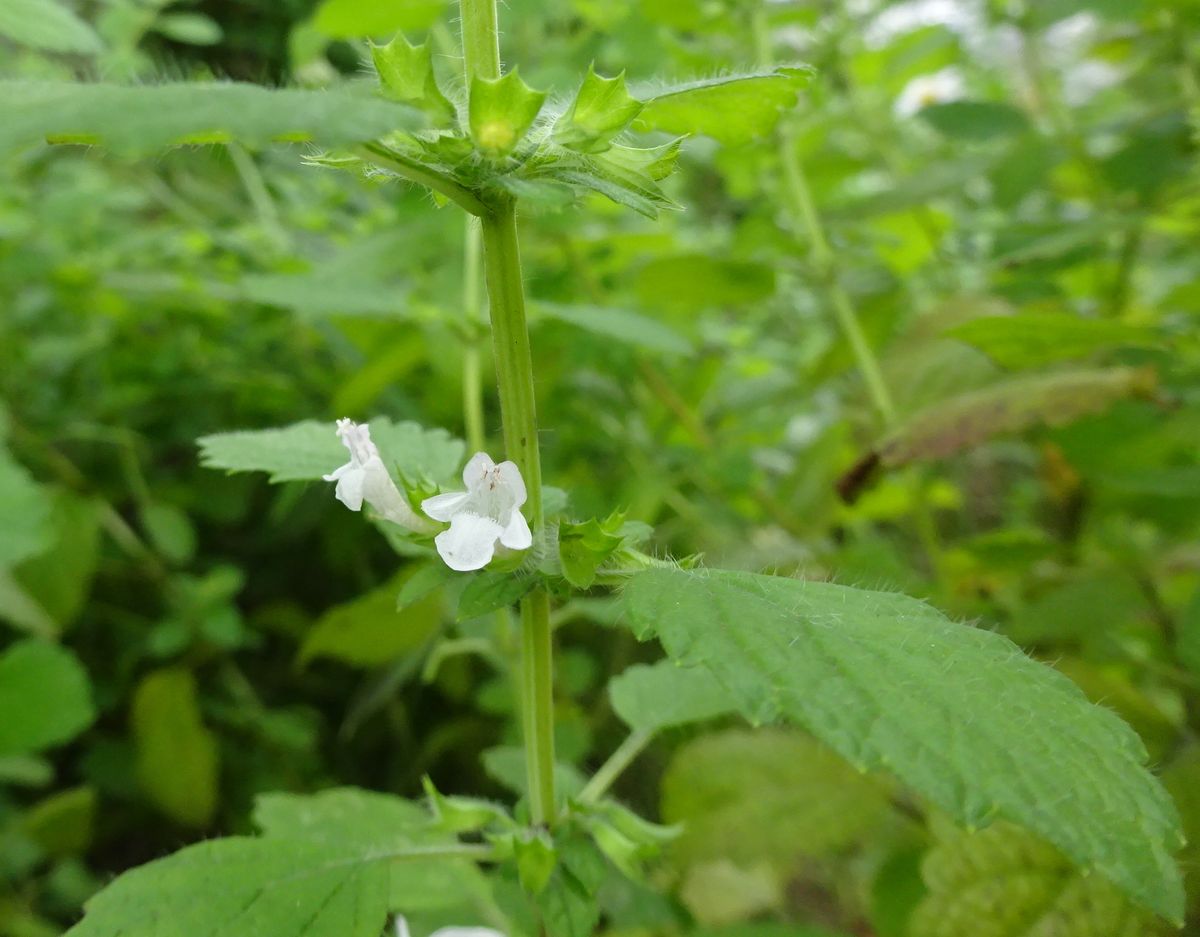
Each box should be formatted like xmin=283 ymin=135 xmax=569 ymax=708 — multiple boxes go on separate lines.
xmin=553 ymin=66 xmax=643 ymax=153
xmin=537 ymin=868 xmax=600 ymax=937
xmin=197 ymin=417 xmax=463 ymax=488
xmin=634 ymin=68 xmax=810 ymax=144
xmin=662 ymin=728 xmax=889 ymax=869
xmin=919 ymin=101 xmax=1031 ymax=141
xmin=132 ymin=668 xmax=219 ymax=828
xmin=0 ymin=81 xmax=422 ymax=157
xmin=622 ymin=568 xmax=1184 ymax=921
xmin=64 ymin=837 xmax=392 ymax=937
xmin=609 ymin=661 xmax=737 ymax=733
xmin=0 ymin=641 xmax=94 ymax=756
xmin=254 ymin=787 xmax=485 ymax=913
xmin=947 ymin=314 xmax=1157 ymax=369
xmin=877 ymin=367 xmax=1156 ymax=467
xmin=301 ymin=568 xmax=443 ymax=667
xmin=457 ymin=572 xmax=535 ymax=620
xmin=469 ymin=69 xmax=546 ymax=156
xmin=370 ymin=34 xmax=456 ymax=121
xmin=0 ymin=0 xmax=102 ymax=54
xmin=535 ymin=302 xmax=692 ymax=357
xmin=0 ymin=448 xmax=52 ymax=567
xmin=910 ymin=822 xmax=1167 ymax=937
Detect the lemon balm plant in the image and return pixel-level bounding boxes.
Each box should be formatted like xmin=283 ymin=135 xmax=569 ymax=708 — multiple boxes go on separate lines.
xmin=0 ymin=0 xmax=1188 ymax=935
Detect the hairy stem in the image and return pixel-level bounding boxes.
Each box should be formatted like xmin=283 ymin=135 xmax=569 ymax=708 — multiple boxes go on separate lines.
xmin=463 ymin=0 xmax=556 ymax=826
xmin=462 ymin=217 xmax=486 ymax=453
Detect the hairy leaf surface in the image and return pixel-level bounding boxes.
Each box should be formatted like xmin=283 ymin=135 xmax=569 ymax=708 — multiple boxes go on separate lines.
xmin=634 ymin=68 xmax=810 ymax=143
xmin=197 ymin=418 xmax=463 ymax=487
xmin=622 ymin=568 xmax=1184 ymax=921
xmin=0 ymin=81 xmax=421 ymax=156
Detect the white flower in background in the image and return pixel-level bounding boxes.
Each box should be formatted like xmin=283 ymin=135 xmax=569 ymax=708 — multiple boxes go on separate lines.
xmin=323 ymin=419 xmax=433 ymax=532
xmin=396 ymin=917 xmax=504 ymax=937
xmin=865 ymin=0 xmax=985 ymax=48
xmin=894 ymin=67 xmax=966 ymax=117
xmin=421 ymin=452 xmax=532 ymax=571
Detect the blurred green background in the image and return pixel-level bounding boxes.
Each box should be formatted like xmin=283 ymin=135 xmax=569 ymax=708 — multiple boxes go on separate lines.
xmin=1 ymin=0 xmax=1199 ymax=934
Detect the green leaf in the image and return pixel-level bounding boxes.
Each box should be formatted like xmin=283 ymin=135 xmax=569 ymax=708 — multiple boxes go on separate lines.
xmin=0 ymin=641 xmax=94 ymax=756
xmin=457 ymin=572 xmax=536 ymax=620
xmin=910 ymin=822 xmax=1167 ymax=937
xmin=314 ymin=0 xmax=444 ymax=37
xmin=919 ymin=101 xmax=1032 ymax=141
xmin=634 ymin=68 xmax=810 ymax=144
xmin=470 ymin=69 xmax=546 ymax=156
xmin=132 ymin=668 xmax=219 ymax=828
xmin=0 ymin=567 xmax=57 ymax=639
xmin=662 ymin=728 xmax=890 ymax=869
xmin=1178 ymin=587 xmax=1200 ymax=682
xmin=557 ymin=517 xmax=623 ymax=589
xmin=253 ymin=787 xmax=435 ymax=847
xmin=254 ymin=788 xmax=485 ymax=913
xmin=14 ymin=490 xmax=100 ymax=630
xmin=301 ymin=568 xmax=444 ymax=667
xmin=371 ymin=34 xmax=456 ymax=121
xmin=622 ymin=568 xmax=1185 ymax=921
xmin=0 ymin=448 xmax=52 ymax=567
xmin=153 ymin=12 xmax=222 ymax=46
xmin=397 ymin=562 xmax=458 ymax=611
xmin=535 ymin=302 xmax=692 ymax=357
xmin=537 ymin=868 xmax=600 ymax=937
xmin=514 ymin=829 xmax=557 ymax=894
xmin=197 ymin=418 xmax=464 ymax=488
xmin=553 ymin=66 xmax=643 ymax=153
xmin=0 ymin=81 xmax=422 ymax=157
xmin=139 ymin=501 xmax=197 ymax=565
xmin=21 ymin=786 xmax=96 ymax=858
xmin=608 ymin=661 xmax=737 ymax=733
xmin=65 ymin=837 xmax=392 ymax=937
xmin=947 ymin=314 xmax=1158 ymax=369
xmin=634 ymin=254 xmax=775 ymax=311
xmin=0 ymin=0 xmax=102 ymax=54
xmin=876 ymin=367 xmax=1156 ymax=468
xmin=422 ymin=776 xmax=512 ymax=833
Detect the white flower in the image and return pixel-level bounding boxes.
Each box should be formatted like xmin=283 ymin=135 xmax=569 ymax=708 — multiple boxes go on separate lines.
xmin=894 ymin=67 xmax=966 ymax=117
xmin=396 ymin=916 xmax=504 ymax=937
xmin=421 ymin=452 xmax=532 ymax=572
xmin=323 ymin=419 xmax=433 ymax=532
xmin=865 ymin=0 xmax=986 ymax=48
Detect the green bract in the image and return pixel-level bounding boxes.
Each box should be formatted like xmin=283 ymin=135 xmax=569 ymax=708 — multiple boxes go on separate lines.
xmin=553 ymin=67 xmax=643 ymax=153
xmin=469 ymin=69 xmax=547 ymax=157
xmin=370 ymin=34 xmax=457 ymax=123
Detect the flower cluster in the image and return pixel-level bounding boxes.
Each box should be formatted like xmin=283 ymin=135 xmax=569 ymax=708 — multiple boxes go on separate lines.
xmin=324 ymin=419 xmax=531 ymax=572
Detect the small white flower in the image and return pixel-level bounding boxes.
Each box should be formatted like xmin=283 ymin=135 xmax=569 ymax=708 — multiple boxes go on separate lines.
xmin=323 ymin=419 xmax=433 ymax=532
xmin=421 ymin=452 xmax=532 ymax=572
xmin=894 ymin=67 xmax=966 ymax=117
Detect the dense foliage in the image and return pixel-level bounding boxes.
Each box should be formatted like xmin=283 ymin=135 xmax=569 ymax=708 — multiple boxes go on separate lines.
xmin=1 ymin=1 xmax=1198 ymax=936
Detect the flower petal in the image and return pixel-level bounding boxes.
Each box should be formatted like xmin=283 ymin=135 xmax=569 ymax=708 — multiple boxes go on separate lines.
xmin=434 ymin=512 xmax=504 ymax=571
xmin=495 ymin=460 xmax=527 ymax=508
xmin=322 ymin=461 xmax=351 ymax=483
xmin=422 ymin=491 xmax=470 ymax=522
xmin=462 ymin=451 xmax=496 ymax=489
xmin=499 ymin=510 xmax=531 ymax=550
xmin=428 ymin=929 xmax=506 ymax=937
xmin=333 ymin=468 xmax=366 ymax=511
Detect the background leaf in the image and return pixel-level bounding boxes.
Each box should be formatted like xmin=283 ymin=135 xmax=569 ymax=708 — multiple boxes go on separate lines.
xmin=634 ymin=69 xmax=810 ymax=144
xmin=0 ymin=641 xmax=94 ymax=757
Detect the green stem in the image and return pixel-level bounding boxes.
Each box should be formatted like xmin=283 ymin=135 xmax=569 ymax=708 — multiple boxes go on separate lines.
xmin=462 ymin=0 xmax=556 ymax=826
xmin=578 ymin=729 xmax=653 ymax=804
xmin=778 ymin=129 xmax=897 ymax=426
xmin=462 ymin=217 xmax=486 ymax=453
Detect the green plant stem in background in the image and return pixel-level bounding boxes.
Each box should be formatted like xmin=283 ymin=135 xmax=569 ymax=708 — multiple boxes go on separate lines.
xmin=779 ymin=131 xmax=898 ymax=427
xmin=578 ymin=729 xmax=653 ymax=804
xmin=462 ymin=217 xmax=486 ymax=453
xmin=462 ymin=0 xmax=557 ymax=827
